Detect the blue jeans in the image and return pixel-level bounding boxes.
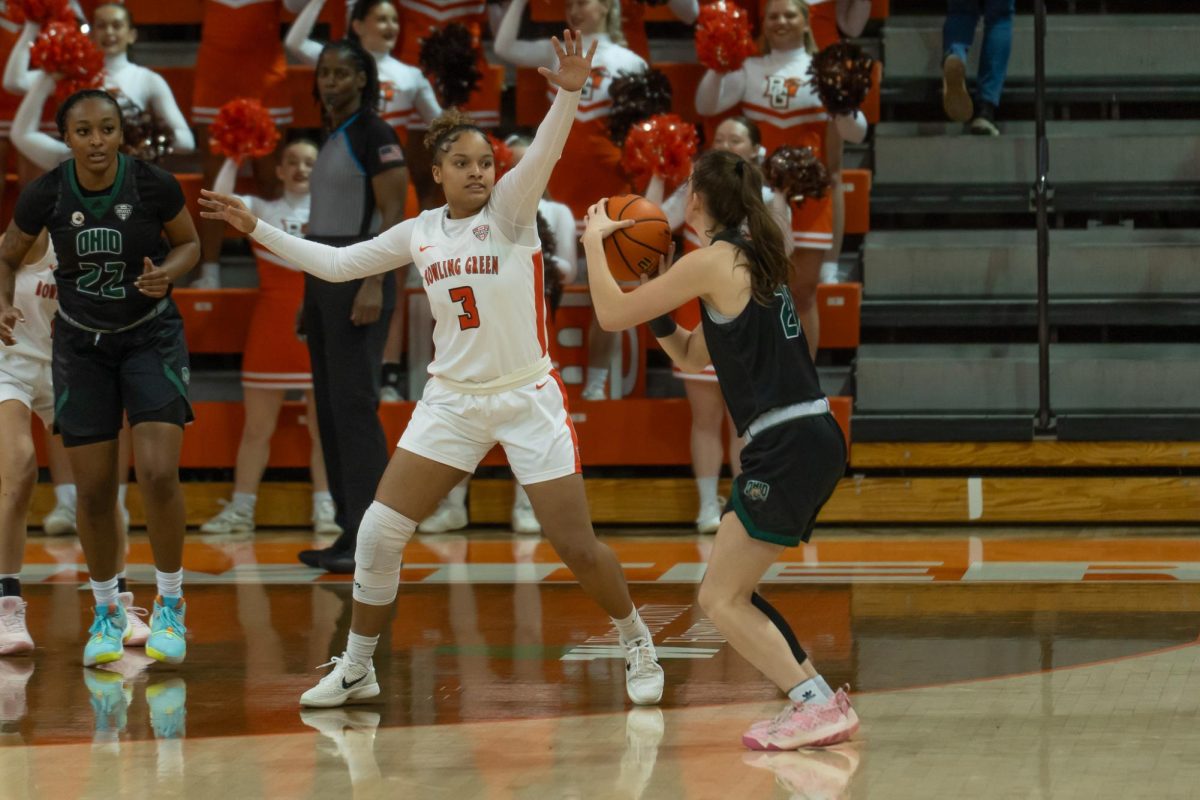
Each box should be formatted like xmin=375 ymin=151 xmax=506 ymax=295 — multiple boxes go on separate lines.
xmin=943 ymin=0 xmax=1015 ymax=108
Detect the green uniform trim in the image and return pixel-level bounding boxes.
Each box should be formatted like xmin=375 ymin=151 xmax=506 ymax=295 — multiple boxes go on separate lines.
xmin=54 ymin=388 xmax=70 ymax=418
xmin=161 ymin=362 xmax=187 ymax=398
xmin=729 ymin=478 xmax=801 ymax=547
xmin=67 ymin=153 xmax=126 ymax=221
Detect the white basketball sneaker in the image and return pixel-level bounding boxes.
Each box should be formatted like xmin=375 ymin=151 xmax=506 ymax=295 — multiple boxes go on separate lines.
xmin=695 ymin=496 xmax=725 ymax=535
xmin=510 ymin=493 xmax=542 ymax=535
xmin=622 ymin=635 xmax=664 ymax=705
xmin=300 ymin=654 xmax=380 ymax=708
xmin=418 ymin=497 xmax=468 ymax=534
xmin=312 ymin=497 xmax=343 ymax=537
xmin=0 ymin=597 xmax=33 ymax=655
xmin=42 ymin=504 xmax=77 ymax=536
xmin=118 ymin=593 xmax=151 ymax=647
xmin=200 ymin=501 xmax=255 ymax=536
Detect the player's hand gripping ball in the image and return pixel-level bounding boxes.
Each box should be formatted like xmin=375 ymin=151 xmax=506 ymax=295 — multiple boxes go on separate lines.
xmin=585 ymin=195 xmax=672 ymax=282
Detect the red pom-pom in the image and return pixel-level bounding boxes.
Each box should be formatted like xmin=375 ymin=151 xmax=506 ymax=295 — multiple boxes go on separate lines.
xmin=695 ymin=1 xmax=758 ymax=73
xmin=622 ymin=113 xmax=699 ymax=185
xmin=764 ymin=145 xmax=832 ymax=205
xmin=488 ymin=134 xmax=513 ymax=181
xmin=9 ymin=0 xmax=73 ymax=25
xmin=209 ymin=99 xmax=280 ymax=163
xmin=30 ymin=22 xmax=104 ymax=104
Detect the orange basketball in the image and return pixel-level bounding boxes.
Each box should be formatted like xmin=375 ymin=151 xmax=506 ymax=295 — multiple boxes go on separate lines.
xmin=602 ymin=195 xmax=672 ymax=282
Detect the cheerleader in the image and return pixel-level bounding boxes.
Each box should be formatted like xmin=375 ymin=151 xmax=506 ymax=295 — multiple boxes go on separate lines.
xmin=695 ymin=0 xmax=866 ymax=356
xmin=199 ymin=140 xmax=344 ymax=538
xmin=2 ymin=3 xmax=195 ymax=173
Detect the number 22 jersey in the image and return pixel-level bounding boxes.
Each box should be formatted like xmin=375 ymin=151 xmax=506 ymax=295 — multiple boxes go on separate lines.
xmin=13 ymin=154 xmax=185 ymax=331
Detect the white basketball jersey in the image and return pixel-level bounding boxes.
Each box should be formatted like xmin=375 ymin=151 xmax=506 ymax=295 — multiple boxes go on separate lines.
xmin=410 ymin=207 xmax=548 ymax=385
xmin=5 ymin=241 xmax=58 ymax=364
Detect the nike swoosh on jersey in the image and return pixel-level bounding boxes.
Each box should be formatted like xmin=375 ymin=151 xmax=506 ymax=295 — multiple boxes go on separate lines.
xmin=419 ymin=245 xmax=436 ymax=252
xmin=341 ymin=673 xmax=368 ymax=690
xmin=535 ymin=380 xmax=550 ymax=390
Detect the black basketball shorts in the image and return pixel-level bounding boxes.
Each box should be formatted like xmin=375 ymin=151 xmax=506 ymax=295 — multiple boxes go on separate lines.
xmin=726 ymin=412 xmax=847 ymax=548
xmin=52 ymin=301 xmax=194 ymax=446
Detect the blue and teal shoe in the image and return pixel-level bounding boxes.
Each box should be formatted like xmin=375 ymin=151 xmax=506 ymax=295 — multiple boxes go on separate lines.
xmin=146 ymin=678 xmax=187 ymax=739
xmin=83 ymin=669 xmax=129 ymax=735
xmin=146 ymin=596 xmax=187 ymax=665
xmin=83 ymin=603 xmax=129 ymax=667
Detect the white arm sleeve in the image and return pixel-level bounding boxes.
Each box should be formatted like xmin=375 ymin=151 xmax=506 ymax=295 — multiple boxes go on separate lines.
xmin=837 ymin=0 xmax=872 ymax=38
xmin=834 ymin=110 xmax=868 ymax=144
xmin=768 ymin=190 xmax=795 ymax=256
xmin=213 ymin=158 xmax=238 ymax=196
xmin=489 ymin=87 xmax=580 ymax=243
xmin=250 ymin=216 xmax=417 ymax=282
xmin=694 ymin=67 xmax=746 ymax=117
xmin=3 ymin=22 xmax=40 ymax=96
xmin=285 ymin=0 xmax=326 ymax=65
xmin=493 ymin=0 xmax=556 ymax=67
xmin=11 ymin=74 xmax=68 ymax=171
xmin=414 ymin=75 xmax=442 ymax=124
xmin=146 ymin=72 xmax=196 ymax=152
xmin=547 ymin=202 xmax=577 ymax=282
xmin=668 ymin=0 xmax=699 ymax=24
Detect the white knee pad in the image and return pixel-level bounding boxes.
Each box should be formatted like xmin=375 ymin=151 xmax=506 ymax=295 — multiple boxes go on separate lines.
xmin=353 ymin=501 xmax=416 ymax=606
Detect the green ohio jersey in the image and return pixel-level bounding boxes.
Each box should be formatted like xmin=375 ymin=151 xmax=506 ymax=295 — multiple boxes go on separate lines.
xmin=13 ymin=153 xmax=186 ymax=330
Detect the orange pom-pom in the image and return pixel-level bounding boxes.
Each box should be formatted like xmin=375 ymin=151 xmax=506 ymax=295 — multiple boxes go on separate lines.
xmin=488 ymin=134 xmax=513 ymax=181
xmin=209 ymin=99 xmax=281 ymax=163
xmin=30 ymin=22 xmax=104 ymax=104
xmin=695 ymin=2 xmax=758 ymax=73
xmin=621 ymin=113 xmax=699 ymax=185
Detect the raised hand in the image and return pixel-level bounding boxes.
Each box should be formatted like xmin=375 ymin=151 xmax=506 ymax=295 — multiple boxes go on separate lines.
xmin=199 ymin=189 xmax=258 ymax=235
xmin=538 ymin=29 xmax=598 ymax=93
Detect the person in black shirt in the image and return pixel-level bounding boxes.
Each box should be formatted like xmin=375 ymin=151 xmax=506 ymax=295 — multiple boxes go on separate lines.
xmin=582 ymin=148 xmax=857 ymax=751
xmin=299 ymin=39 xmax=408 ymax=573
xmin=0 ymin=89 xmax=199 ymax=668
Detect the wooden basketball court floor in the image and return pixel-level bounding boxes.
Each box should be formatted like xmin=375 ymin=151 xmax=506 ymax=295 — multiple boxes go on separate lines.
xmin=3 ymin=528 xmax=1200 ymax=799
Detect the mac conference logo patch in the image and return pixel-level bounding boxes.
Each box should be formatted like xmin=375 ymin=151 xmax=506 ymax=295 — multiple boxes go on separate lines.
xmin=743 ymin=480 xmax=771 ymax=502
xmin=115 ymin=203 xmax=133 ymax=221
xmin=473 ymin=224 xmax=490 ymax=241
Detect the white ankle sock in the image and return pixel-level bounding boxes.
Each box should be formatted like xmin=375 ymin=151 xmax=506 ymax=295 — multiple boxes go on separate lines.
xmin=788 ymin=675 xmax=834 ymax=704
xmin=155 ymin=569 xmax=183 ymax=600
xmin=446 ymin=480 xmax=468 ymax=507
xmin=585 ymin=368 xmax=608 ymax=393
xmin=312 ymin=490 xmax=332 ymax=511
xmin=54 ymin=484 xmax=77 ymax=508
xmin=91 ymin=576 xmax=119 ymax=607
xmin=696 ymin=477 xmax=719 ymax=507
xmin=346 ymin=631 xmax=379 ymax=666
xmin=612 ymin=607 xmax=647 ymax=643
xmin=231 ymin=492 xmax=257 ymax=512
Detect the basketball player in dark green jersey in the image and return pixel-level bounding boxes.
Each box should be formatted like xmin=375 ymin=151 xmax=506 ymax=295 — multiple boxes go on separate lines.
xmin=0 ymin=89 xmax=199 ymax=667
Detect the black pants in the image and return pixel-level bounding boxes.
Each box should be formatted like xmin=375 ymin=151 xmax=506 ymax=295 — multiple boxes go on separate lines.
xmin=303 ymin=273 xmax=395 ymax=550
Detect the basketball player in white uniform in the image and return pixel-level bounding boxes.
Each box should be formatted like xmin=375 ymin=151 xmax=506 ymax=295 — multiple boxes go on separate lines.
xmin=201 ymin=29 xmax=665 ymax=708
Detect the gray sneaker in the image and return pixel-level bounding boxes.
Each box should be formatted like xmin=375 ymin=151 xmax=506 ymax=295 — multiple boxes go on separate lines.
xmin=200 ymin=502 xmax=254 ymax=535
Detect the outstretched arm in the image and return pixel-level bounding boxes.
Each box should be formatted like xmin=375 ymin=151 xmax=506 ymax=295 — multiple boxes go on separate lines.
xmin=2 ymin=22 xmax=40 ymax=96
xmin=493 ymin=0 xmax=557 ymax=67
xmin=285 ymin=0 xmax=327 ymax=65
xmin=199 ymin=189 xmax=418 ymax=282
xmin=490 ymin=30 xmax=592 ymax=239
xmin=695 ymin=67 xmax=747 ymax=117
xmin=11 ymin=74 xmax=68 ymax=171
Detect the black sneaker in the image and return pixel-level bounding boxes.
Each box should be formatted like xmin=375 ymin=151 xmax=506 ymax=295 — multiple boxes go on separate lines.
xmin=970 ymin=102 xmax=1000 ymax=136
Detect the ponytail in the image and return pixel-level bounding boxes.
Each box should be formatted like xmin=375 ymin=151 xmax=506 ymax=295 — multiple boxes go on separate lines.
xmin=690 ymin=149 xmax=790 ymax=306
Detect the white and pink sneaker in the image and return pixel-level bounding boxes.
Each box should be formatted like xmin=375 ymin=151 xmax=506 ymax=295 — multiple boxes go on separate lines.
xmin=119 ymin=593 xmax=151 ymax=647
xmin=742 ymin=688 xmax=859 ymax=751
xmin=0 ymin=597 xmax=33 ymax=655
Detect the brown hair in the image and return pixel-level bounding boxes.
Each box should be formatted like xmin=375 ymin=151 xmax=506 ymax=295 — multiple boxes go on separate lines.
xmin=689 ymin=149 xmax=790 ymax=306
xmin=424 ymin=108 xmax=490 ymax=165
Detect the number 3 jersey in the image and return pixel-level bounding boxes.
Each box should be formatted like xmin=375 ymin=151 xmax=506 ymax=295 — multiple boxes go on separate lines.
xmin=409 ymin=205 xmax=549 ymax=387
xmin=701 ymin=231 xmax=826 ymax=437
xmin=13 ymin=154 xmax=185 ymax=330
